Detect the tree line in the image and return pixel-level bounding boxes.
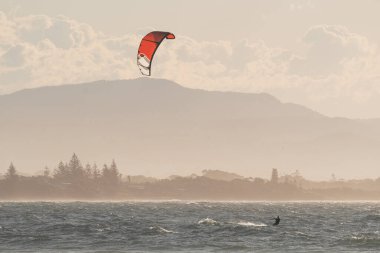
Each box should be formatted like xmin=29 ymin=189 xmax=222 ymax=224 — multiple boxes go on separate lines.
xmin=1 ymin=156 xmax=380 ymax=200
xmin=0 ymin=154 xmax=123 ymax=199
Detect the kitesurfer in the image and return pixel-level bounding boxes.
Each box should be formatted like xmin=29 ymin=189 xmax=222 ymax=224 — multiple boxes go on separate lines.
xmin=273 ymin=216 xmax=280 ymax=226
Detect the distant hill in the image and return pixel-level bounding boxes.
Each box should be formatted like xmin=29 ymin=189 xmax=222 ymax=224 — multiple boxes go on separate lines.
xmin=202 ymin=170 xmax=245 ymax=181
xmin=1 ymin=78 xmax=380 ymax=179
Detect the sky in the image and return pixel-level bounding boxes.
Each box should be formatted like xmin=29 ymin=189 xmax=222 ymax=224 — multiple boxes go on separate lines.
xmin=1 ymin=0 xmax=380 ymax=118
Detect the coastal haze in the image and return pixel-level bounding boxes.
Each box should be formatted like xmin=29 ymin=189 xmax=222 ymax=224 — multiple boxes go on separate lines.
xmin=1 ymin=1 xmax=380 ymax=252
xmin=1 ymin=0 xmax=380 ymax=181
xmin=1 ymin=78 xmax=380 ymax=180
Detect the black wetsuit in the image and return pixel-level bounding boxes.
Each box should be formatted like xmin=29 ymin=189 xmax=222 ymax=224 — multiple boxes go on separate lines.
xmin=273 ymin=216 xmax=280 ymax=226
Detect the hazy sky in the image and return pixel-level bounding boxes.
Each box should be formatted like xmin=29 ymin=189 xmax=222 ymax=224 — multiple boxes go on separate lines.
xmin=1 ymin=0 xmax=380 ymax=118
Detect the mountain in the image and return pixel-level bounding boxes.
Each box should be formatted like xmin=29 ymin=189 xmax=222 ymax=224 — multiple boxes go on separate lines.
xmin=1 ymin=78 xmax=380 ymax=179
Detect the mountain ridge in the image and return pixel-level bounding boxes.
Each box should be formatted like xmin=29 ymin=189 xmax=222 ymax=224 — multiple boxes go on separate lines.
xmin=0 ymin=78 xmax=318 ymax=110
xmin=0 ymin=78 xmax=379 ymax=179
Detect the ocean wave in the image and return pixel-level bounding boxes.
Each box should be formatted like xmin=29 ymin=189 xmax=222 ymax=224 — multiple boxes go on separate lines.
xmin=2 ymin=202 xmax=380 ymax=252
xmin=41 ymin=223 xmax=93 ymax=234
xmin=149 ymin=226 xmax=177 ymax=234
xmin=338 ymin=232 xmax=380 ymax=247
xmin=363 ymin=214 xmax=380 ymax=221
xmin=185 ymin=201 xmax=200 ymax=205
xmin=350 ymin=233 xmax=380 ymax=242
xmin=197 ymin=218 xmax=219 ymax=225
xmin=236 ymin=221 xmax=267 ymax=227
xmin=94 ymin=226 xmax=111 ymax=233
xmin=294 ymin=231 xmax=308 ymax=236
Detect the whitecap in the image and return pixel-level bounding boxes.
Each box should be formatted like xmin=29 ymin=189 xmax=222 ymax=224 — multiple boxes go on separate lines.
xmin=346 ymin=232 xmax=380 ymax=245
xmin=236 ymin=221 xmax=267 ymax=227
xmin=149 ymin=226 xmax=177 ymax=233
xmin=294 ymin=231 xmax=308 ymax=236
xmin=186 ymin=201 xmax=200 ymax=205
xmin=198 ymin=218 xmax=219 ymax=225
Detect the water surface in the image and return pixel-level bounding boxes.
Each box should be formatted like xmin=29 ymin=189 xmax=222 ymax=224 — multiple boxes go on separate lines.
xmin=0 ymin=201 xmax=379 ymax=252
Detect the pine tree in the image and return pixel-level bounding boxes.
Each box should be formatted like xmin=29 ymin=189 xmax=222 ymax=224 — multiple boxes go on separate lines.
xmin=85 ymin=163 xmax=92 ymax=179
xmin=109 ymin=159 xmax=121 ymax=183
xmin=100 ymin=161 xmax=122 ymax=195
xmin=5 ymin=162 xmax=18 ymax=180
xmin=102 ymin=164 xmax=109 ymax=178
xmin=68 ymin=153 xmax=84 ymax=183
xmin=92 ymin=163 xmax=100 ymax=180
xmin=53 ymin=161 xmax=68 ymax=181
xmin=68 ymin=154 xmax=82 ymax=173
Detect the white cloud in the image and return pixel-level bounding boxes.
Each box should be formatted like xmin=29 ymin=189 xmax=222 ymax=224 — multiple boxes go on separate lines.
xmin=0 ymin=12 xmax=380 ymax=117
xmin=154 ymin=25 xmax=380 ymax=118
xmin=289 ymin=25 xmax=374 ymax=77
xmin=0 ymin=12 xmax=139 ymax=92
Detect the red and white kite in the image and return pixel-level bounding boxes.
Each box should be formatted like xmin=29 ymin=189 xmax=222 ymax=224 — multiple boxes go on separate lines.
xmin=137 ymin=31 xmax=175 ymax=76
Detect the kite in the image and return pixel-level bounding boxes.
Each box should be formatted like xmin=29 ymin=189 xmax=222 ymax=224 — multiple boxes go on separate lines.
xmin=137 ymin=31 xmax=175 ymax=76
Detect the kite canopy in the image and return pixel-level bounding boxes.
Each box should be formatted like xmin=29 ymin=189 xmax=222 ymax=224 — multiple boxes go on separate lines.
xmin=137 ymin=31 xmax=175 ymax=76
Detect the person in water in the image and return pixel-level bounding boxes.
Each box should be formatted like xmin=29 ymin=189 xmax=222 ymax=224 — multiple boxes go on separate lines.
xmin=273 ymin=216 xmax=280 ymax=226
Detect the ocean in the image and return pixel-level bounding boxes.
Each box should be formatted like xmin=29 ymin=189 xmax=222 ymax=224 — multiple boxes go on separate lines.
xmin=0 ymin=201 xmax=379 ymax=252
